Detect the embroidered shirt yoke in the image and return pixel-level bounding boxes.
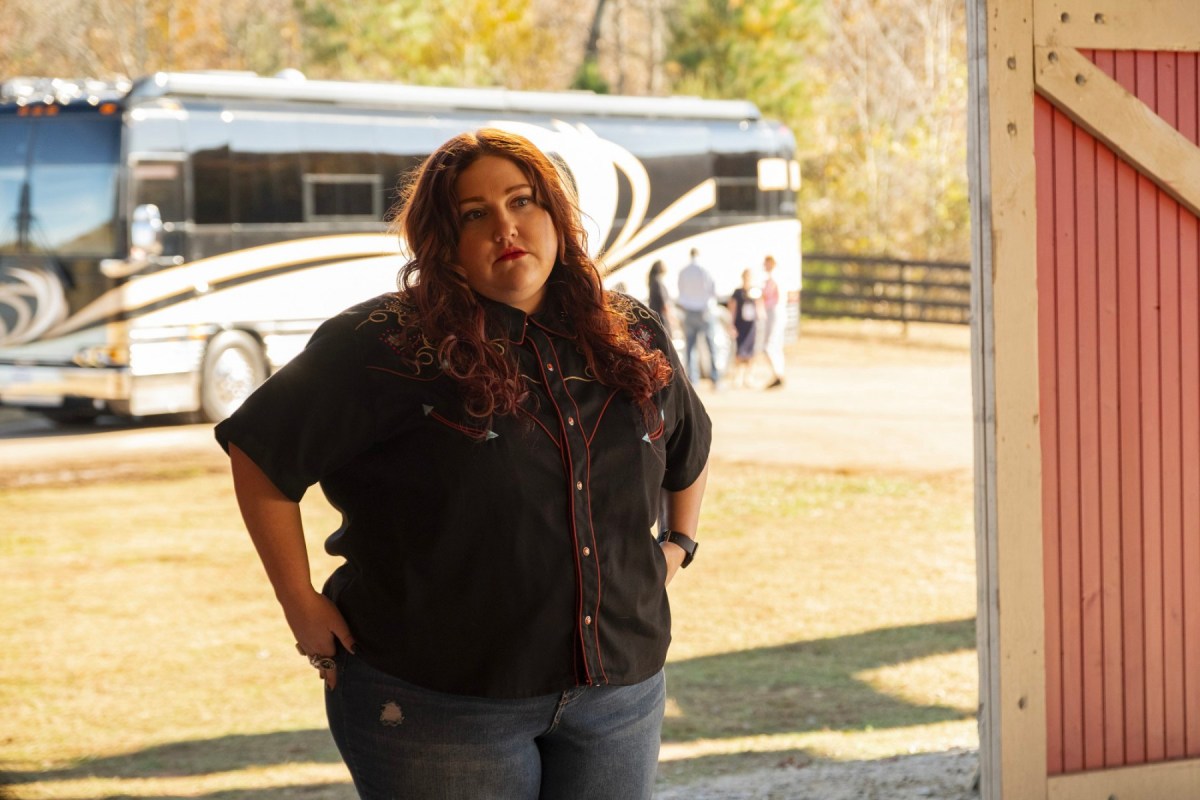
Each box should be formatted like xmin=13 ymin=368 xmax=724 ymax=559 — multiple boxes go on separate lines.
xmin=214 ymin=289 xmax=711 ymax=698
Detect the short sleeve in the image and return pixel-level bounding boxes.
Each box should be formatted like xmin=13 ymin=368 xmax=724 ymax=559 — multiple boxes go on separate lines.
xmin=659 ymin=333 xmax=712 ymax=491
xmin=214 ymin=311 xmax=378 ymax=502
xmin=619 ymin=293 xmax=711 ymax=491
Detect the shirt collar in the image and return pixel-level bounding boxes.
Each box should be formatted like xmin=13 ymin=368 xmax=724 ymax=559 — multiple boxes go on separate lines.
xmin=475 ymin=279 xmax=575 ymax=344
xmin=476 ymin=294 xmax=529 ymax=344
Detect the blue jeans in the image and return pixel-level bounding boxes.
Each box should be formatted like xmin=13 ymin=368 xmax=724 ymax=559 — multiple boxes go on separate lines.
xmin=682 ymin=308 xmax=720 ymax=386
xmin=325 ymin=648 xmax=666 ymax=799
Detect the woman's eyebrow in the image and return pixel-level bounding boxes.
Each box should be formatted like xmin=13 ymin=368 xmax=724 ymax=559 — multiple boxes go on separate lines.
xmin=457 ymin=184 xmax=533 ymax=206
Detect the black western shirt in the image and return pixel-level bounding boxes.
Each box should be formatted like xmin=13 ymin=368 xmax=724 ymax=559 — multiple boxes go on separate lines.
xmin=214 ymin=289 xmax=711 ymax=698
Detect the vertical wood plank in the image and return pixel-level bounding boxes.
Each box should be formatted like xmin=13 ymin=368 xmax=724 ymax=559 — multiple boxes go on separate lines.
xmin=1179 ymin=51 xmax=1200 ymax=761
xmin=1071 ymin=66 xmax=1106 ymax=769
xmin=967 ymin=0 xmax=1004 ymax=793
xmin=1136 ymin=49 xmax=1168 ymax=766
xmin=1114 ymin=48 xmax=1148 ymax=766
xmin=1090 ymin=49 xmax=1127 ymax=769
xmin=1156 ymin=52 xmax=1189 ymax=760
xmin=985 ymin=0 xmax=1049 ymax=793
xmin=1054 ymin=103 xmax=1085 ymax=774
xmin=1038 ymin=94 xmax=1065 ymax=777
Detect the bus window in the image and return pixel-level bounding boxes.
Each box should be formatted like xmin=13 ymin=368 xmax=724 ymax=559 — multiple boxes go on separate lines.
xmin=193 ymin=146 xmax=233 ymax=225
xmin=714 ymin=152 xmax=759 ymax=215
xmin=131 ymin=158 xmax=185 ymax=259
xmin=232 ymin=116 xmax=302 ymax=224
xmin=302 ymin=117 xmax=379 ymax=172
xmin=190 ymin=111 xmax=233 ymax=226
xmin=0 ymin=117 xmax=33 ymax=254
xmin=133 ymin=160 xmax=184 ymax=221
xmin=303 ymin=174 xmax=382 ymax=221
xmin=300 ymin=115 xmax=381 ymax=223
xmin=27 ymin=115 xmax=121 ymax=256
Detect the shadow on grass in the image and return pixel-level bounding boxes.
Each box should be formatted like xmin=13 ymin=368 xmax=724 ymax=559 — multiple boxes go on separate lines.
xmin=663 ymin=617 xmax=976 ymax=742
xmin=1 ymin=729 xmax=341 ymax=784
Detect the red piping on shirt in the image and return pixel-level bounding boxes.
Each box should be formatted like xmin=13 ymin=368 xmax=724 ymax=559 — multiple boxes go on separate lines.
xmin=424 ymin=408 xmax=491 ymax=439
xmin=582 ymin=429 xmax=608 ymax=683
xmin=529 ymin=336 xmax=593 ymax=686
xmin=545 ymin=339 xmax=608 ymax=684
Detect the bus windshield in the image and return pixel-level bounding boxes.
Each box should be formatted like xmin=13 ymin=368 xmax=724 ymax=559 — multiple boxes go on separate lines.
xmin=0 ymin=112 xmax=121 ymax=257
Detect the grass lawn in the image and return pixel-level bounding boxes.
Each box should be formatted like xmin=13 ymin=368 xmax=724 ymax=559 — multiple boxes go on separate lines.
xmin=0 ymin=453 xmax=976 ymax=798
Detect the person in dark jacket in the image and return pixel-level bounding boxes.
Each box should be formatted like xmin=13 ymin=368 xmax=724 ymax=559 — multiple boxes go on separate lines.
xmin=647 ymin=258 xmax=676 ymax=335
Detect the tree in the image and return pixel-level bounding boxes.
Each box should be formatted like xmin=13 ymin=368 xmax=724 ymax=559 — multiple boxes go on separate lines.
xmin=292 ymin=0 xmax=565 ymax=89
xmin=0 ymin=0 xmax=564 ymax=91
xmin=665 ymin=0 xmax=824 ymax=129
xmin=804 ymin=0 xmax=969 ymax=259
xmin=663 ymin=0 xmax=969 ymax=262
xmin=0 ymin=0 xmax=304 ymax=79
xmin=572 ymin=0 xmax=612 ymax=91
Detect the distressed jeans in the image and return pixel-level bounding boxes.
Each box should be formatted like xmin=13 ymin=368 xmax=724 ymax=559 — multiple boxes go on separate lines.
xmin=325 ymin=648 xmax=666 ymax=800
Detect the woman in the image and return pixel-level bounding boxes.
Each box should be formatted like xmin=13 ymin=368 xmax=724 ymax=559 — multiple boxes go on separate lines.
xmin=216 ymin=129 xmax=711 ymax=799
xmin=727 ymin=267 xmax=762 ymax=388
xmin=759 ymin=254 xmax=785 ymax=389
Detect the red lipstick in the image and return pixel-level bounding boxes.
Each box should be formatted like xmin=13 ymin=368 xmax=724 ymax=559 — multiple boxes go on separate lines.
xmin=498 ymin=248 xmax=527 ymax=261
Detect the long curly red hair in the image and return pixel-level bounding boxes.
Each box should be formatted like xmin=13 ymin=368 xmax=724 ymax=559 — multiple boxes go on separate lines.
xmin=390 ymin=128 xmax=672 ymax=420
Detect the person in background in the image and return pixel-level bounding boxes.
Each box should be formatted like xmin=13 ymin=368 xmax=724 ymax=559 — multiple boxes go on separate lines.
xmin=216 ymin=128 xmax=711 ymax=800
xmin=727 ymin=268 xmax=763 ymax=388
xmin=647 ymin=259 xmax=676 ymax=335
xmin=760 ymin=255 xmax=785 ymax=389
xmin=676 ymin=247 xmax=721 ymax=388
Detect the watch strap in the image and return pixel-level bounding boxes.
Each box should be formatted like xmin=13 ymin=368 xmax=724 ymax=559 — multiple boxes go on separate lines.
xmin=658 ymin=529 xmax=698 ymax=568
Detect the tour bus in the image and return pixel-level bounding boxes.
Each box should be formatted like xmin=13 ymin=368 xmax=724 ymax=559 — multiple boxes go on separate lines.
xmin=0 ymin=71 xmax=801 ymax=423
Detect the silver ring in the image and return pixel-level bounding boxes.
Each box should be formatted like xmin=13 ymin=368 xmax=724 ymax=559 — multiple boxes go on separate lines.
xmin=307 ymin=654 xmax=336 ymax=671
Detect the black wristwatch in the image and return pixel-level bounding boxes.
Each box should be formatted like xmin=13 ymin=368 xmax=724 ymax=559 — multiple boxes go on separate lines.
xmin=658 ymin=529 xmax=699 ymax=568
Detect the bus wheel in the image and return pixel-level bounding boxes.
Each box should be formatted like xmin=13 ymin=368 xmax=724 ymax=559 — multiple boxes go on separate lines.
xmin=200 ymin=331 xmax=266 ymax=422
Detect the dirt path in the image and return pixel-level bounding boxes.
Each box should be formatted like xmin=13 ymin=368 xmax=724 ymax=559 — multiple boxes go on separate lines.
xmin=699 ymin=323 xmax=971 ymax=473
xmin=657 ymin=748 xmax=980 ymax=800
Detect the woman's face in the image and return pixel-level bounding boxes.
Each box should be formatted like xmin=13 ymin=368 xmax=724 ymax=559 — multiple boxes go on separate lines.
xmin=454 ymin=155 xmax=559 ymax=314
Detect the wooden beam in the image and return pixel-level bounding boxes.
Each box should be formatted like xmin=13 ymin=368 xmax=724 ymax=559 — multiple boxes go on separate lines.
xmin=973 ymin=1 xmax=1048 ymax=798
xmin=1036 ymin=0 xmax=1200 ymax=50
xmin=1047 ymin=758 xmax=1200 ymax=799
xmin=1034 ymin=44 xmax=1200 ymax=220
xmin=967 ymin=0 xmax=1003 ymax=795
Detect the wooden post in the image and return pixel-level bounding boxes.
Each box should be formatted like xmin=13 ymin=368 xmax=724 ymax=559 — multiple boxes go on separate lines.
xmin=969 ymin=0 xmax=1049 ymax=797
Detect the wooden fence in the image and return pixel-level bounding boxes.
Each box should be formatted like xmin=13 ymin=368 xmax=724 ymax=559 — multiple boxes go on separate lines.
xmin=801 ymin=253 xmax=972 ymax=325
